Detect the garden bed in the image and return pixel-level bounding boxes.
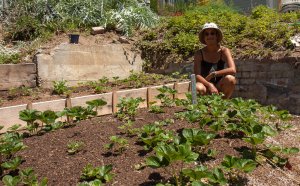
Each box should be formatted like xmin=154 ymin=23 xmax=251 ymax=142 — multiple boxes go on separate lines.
xmin=1 ymin=93 xmax=299 ymax=186
xmin=15 ymin=107 xmax=300 ymax=186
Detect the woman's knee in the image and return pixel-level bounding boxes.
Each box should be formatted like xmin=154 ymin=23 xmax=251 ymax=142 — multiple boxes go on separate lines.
xmin=223 ymin=75 xmax=236 ymax=85
xmin=196 ymin=83 xmax=207 ymax=95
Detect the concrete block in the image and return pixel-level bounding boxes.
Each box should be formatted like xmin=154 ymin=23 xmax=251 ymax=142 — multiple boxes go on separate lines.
xmin=91 ymin=26 xmax=105 ymax=35
xmin=239 ymin=78 xmax=256 ymax=85
xmin=0 ymin=104 xmax=27 ymax=132
xmin=71 ymin=93 xmax=113 ymax=115
xmin=0 ymin=63 xmax=36 ymax=90
xmin=37 ymin=44 xmax=143 ymax=88
xmin=241 ymin=72 xmax=250 ymax=78
xmin=270 ymin=63 xmax=293 ymax=71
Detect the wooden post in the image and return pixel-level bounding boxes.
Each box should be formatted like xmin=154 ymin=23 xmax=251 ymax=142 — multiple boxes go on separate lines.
xmin=147 ymin=87 xmax=152 ymax=108
xmin=278 ymin=0 xmax=282 ymax=11
xmin=190 ymin=74 xmax=197 ymax=105
xmin=112 ymin=91 xmax=118 ymax=113
xmin=26 ymin=102 xmax=33 ymax=110
xmin=65 ymin=97 xmax=72 ymax=123
xmin=173 ymin=82 xmax=178 ymax=99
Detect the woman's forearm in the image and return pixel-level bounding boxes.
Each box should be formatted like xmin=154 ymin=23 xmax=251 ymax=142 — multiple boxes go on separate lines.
xmin=196 ymin=74 xmax=212 ymax=87
xmin=215 ymin=67 xmax=236 ymax=77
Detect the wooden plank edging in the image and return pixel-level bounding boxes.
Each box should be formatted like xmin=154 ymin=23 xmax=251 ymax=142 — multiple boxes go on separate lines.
xmin=0 ymin=81 xmax=190 ymax=132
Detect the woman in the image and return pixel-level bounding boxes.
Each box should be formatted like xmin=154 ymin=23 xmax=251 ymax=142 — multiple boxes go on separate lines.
xmin=194 ymin=22 xmax=236 ymax=99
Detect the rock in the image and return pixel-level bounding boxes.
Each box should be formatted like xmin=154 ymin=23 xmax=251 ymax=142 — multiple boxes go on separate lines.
xmin=118 ymin=36 xmax=130 ymax=44
xmin=91 ymin=26 xmax=105 ymax=35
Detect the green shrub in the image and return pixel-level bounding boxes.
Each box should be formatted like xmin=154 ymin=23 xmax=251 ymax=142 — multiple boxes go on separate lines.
xmin=138 ymin=2 xmax=300 ymax=71
xmin=0 ymin=53 xmax=21 ymax=64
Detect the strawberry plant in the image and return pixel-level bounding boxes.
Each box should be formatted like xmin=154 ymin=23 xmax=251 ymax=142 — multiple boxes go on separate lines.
xmin=19 ymin=109 xmax=40 ymax=134
xmin=116 ymin=97 xmax=144 ymax=121
xmin=139 ymin=124 xmax=176 ymax=150
xmin=0 ymin=132 xmax=26 ymax=158
xmin=149 ymin=101 xmax=164 ymax=113
xmin=67 ymin=141 xmax=85 ymax=155
xmin=156 ymin=86 xmax=177 ymax=107
xmin=80 ymin=164 xmax=113 ymax=184
xmin=64 ymin=106 xmax=96 ymax=122
xmin=86 ymin=99 xmax=107 ymax=113
xmin=182 ymin=166 xmax=228 ymax=185
xmin=38 ymin=110 xmax=59 ymax=131
xmin=52 ymin=80 xmax=69 ymax=95
xmin=104 ymin=136 xmax=129 ymax=154
xmin=221 ymin=155 xmax=257 ymax=182
xmin=146 ymin=143 xmax=199 ymax=185
xmin=118 ymin=120 xmax=140 ymax=137
xmin=2 ymin=175 xmax=20 ymax=186
xmin=19 ymin=168 xmax=48 ymax=186
xmin=1 ymin=156 xmax=22 ymax=171
xmin=182 ymin=128 xmax=216 ymax=149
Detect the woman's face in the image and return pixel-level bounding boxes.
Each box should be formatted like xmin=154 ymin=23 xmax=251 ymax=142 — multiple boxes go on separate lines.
xmin=203 ymin=28 xmax=218 ymax=45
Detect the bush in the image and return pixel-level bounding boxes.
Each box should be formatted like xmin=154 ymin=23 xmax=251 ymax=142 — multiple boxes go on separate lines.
xmin=138 ymin=2 xmax=300 ymax=71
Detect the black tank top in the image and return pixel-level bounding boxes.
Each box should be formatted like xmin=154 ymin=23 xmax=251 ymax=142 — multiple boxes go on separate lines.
xmin=200 ymin=49 xmax=225 ymax=84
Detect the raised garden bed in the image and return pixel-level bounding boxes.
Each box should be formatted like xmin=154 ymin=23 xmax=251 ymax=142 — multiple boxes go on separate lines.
xmin=1 ymin=92 xmax=299 ymax=186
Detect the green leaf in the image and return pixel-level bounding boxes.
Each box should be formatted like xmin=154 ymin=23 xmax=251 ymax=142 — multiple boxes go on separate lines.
xmin=235 ymin=159 xmax=257 ymax=173
xmin=1 ymin=156 xmax=22 ymax=170
xmin=282 ymin=147 xmax=299 ymax=154
xmin=2 ymin=175 xmax=20 ymax=186
xmin=221 ymin=155 xmax=237 ymax=169
xmin=146 ymin=156 xmax=162 ymax=168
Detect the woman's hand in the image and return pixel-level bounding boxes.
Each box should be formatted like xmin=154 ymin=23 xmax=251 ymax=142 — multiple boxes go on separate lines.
xmin=205 ymin=73 xmax=213 ymax=82
xmin=207 ymin=83 xmax=218 ymax=94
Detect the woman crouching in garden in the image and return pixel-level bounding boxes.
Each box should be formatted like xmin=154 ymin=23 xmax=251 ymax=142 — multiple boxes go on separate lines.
xmin=194 ymin=23 xmax=236 ymax=99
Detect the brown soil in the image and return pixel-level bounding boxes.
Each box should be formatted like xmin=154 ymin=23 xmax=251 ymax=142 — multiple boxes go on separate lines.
xmin=12 ymin=108 xmax=300 ymax=186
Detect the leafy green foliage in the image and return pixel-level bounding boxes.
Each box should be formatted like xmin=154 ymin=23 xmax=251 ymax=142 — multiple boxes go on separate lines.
xmin=104 ymin=136 xmax=129 ymax=154
xmin=139 ymin=2 xmax=300 ymax=71
xmin=1 ymin=156 xmax=22 ymax=171
xmin=2 ymin=175 xmax=20 ymax=186
xmin=156 ymin=86 xmax=177 ymax=107
xmin=80 ymin=164 xmax=113 ymax=184
xmin=182 ymin=166 xmax=227 ymax=185
xmin=67 ymin=141 xmax=85 ymax=155
xmin=52 ymin=80 xmax=69 ymax=95
xmin=116 ymin=97 xmax=144 ymax=121
xmin=4 ymin=0 xmax=158 ymax=42
xmin=182 ymin=128 xmax=216 ymax=147
xmin=221 ymin=155 xmax=257 ymax=173
xmin=19 ymin=168 xmax=48 ymax=186
xmin=0 ymin=53 xmax=21 ymax=64
xmin=0 ymin=132 xmax=26 ymax=158
xmin=86 ymin=99 xmax=107 ymax=113
xmin=64 ymin=106 xmax=97 ymax=122
xmin=139 ymin=124 xmax=175 ymax=150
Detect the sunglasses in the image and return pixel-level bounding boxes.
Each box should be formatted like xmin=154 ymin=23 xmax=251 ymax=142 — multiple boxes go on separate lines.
xmin=204 ymin=32 xmax=216 ymax=36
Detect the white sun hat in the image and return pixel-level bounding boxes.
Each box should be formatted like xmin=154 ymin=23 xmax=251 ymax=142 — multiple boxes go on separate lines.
xmin=198 ymin=22 xmax=223 ymax=44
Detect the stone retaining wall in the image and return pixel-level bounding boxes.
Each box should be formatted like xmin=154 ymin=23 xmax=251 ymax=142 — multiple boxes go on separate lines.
xmin=233 ymin=59 xmax=300 ymax=114
xmin=0 ymin=63 xmax=36 ymax=90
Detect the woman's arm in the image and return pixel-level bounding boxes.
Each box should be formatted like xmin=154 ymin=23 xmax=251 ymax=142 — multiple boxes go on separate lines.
xmin=215 ymin=47 xmax=236 ymax=76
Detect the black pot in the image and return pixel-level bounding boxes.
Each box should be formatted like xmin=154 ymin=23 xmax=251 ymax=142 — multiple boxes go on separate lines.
xmin=69 ymin=34 xmax=79 ymax=44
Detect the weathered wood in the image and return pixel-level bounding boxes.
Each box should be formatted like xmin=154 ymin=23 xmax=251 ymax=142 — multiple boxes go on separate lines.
xmin=147 ymin=87 xmax=152 ymax=108
xmin=65 ymin=97 xmax=72 ymax=123
xmin=112 ymin=91 xmax=118 ymax=113
xmin=26 ymin=102 xmax=33 ymax=110
xmin=174 ymin=82 xmax=178 ymax=99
